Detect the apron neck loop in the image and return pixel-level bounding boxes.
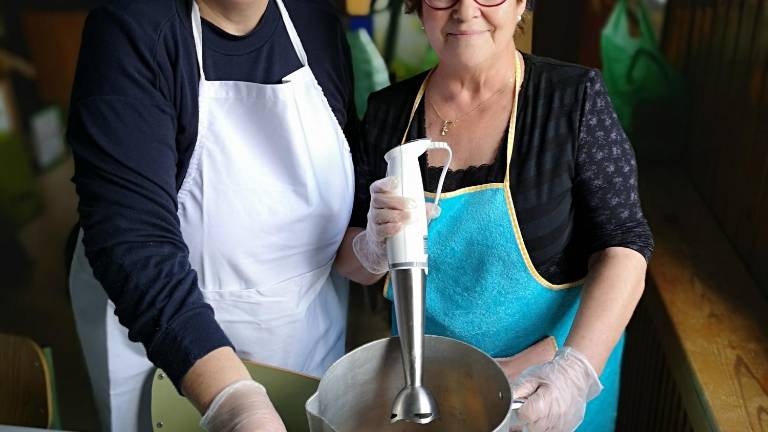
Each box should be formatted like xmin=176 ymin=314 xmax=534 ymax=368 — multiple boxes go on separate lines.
xmin=402 ymin=53 xmax=524 ymax=183
xmin=400 ymin=69 xmax=434 ymax=146
xmin=273 ymin=0 xmax=308 ymax=66
xmin=191 ymin=1 xmax=207 ymax=81
xmin=504 ymin=52 xmax=523 ymax=185
xmin=190 ymin=0 xmax=309 ymax=83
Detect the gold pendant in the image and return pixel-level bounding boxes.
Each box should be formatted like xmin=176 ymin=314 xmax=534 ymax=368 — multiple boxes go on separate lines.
xmin=440 ymin=120 xmax=453 ymax=136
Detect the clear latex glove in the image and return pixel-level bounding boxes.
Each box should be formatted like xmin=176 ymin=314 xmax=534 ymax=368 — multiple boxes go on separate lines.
xmin=510 ymin=347 xmax=603 ymax=432
xmin=425 ymin=202 xmax=441 ymax=222
xmin=200 ymin=380 xmax=287 ymax=432
xmin=352 ymin=177 xmax=441 ymax=275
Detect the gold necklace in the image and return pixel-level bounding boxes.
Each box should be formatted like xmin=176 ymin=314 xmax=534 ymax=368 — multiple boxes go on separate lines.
xmin=428 ymin=76 xmax=515 ymax=136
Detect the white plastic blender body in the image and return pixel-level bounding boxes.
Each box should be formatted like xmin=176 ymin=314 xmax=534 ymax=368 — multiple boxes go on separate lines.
xmin=383 ymin=139 xmax=452 ymax=270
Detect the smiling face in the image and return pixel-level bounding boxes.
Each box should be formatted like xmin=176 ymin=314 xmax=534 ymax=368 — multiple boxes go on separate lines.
xmin=422 ymin=0 xmax=527 ymax=70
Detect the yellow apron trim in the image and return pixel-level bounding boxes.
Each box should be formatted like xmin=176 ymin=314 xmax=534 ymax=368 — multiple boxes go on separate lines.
xmin=548 ymin=335 xmax=559 ymax=352
xmin=503 ymin=184 xmax=584 ymax=290
xmin=501 ymin=54 xmax=583 ymax=290
xmin=400 ymin=69 xmax=435 ymax=146
xmin=424 ymin=183 xmax=505 ymax=199
xmin=398 ymin=52 xmax=583 ymax=292
xmin=382 ymin=272 xmax=390 ymax=297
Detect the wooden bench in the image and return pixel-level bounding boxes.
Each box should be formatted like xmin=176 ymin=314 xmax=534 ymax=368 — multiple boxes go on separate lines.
xmin=617 ymin=165 xmax=768 ymax=431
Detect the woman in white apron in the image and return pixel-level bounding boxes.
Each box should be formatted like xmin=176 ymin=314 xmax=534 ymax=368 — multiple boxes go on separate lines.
xmin=67 ymin=0 xmax=354 ymax=430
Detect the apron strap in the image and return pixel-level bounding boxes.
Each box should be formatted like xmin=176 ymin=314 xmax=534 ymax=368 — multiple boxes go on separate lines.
xmin=400 ymin=69 xmax=434 ymax=146
xmin=190 ymin=0 xmax=309 ymax=79
xmin=274 ymin=0 xmax=309 ymax=66
xmin=504 ymin=52 xmax=523 ymax=186
xmin=401 ymin=53 xmax=523 ymax=181
xmin=191 ymin=1 xmax=207 ymax=81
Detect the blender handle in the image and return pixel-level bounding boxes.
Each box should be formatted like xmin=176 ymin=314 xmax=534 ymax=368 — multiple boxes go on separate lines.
xmin=427 ymin=141 xmax=453 ymax=209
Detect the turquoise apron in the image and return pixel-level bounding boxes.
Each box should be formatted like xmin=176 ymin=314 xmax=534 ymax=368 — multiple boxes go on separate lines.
xmin=385 ymin=54 xmax=624 ymax=431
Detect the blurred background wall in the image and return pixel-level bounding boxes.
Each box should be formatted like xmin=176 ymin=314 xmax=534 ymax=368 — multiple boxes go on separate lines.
xmin=662 ymin=0 xmax=768 ymax=292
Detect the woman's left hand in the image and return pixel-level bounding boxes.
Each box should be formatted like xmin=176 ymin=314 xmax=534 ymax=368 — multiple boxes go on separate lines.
xmin=510 ymin=347 xmax=603 ymax=432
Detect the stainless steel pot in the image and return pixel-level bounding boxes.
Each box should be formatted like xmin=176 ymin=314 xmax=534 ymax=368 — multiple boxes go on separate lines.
xmin=305 ymin=335 xmax=516 ymax=432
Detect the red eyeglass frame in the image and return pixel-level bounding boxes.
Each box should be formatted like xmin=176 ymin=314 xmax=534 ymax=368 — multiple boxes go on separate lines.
xmin=423 ymin=0 xmax=508 ymax=10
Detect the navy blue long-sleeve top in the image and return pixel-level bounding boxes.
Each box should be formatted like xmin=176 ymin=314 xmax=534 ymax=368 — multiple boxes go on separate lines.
xmin=67 ymin=0 xmax=356 ymax=388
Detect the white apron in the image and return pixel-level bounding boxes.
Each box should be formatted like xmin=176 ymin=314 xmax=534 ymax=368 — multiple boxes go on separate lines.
xmin=69 ymin=1 xmax=354 ymax=430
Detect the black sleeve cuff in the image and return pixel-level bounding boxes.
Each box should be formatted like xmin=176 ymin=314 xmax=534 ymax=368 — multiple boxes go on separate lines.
xmin=147 ymin=306 xmax=233 ymax=392
xmin=587 ymin=221 xmax=655 ymax=263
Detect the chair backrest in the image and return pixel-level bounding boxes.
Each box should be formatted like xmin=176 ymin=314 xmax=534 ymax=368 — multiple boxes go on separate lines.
xmin=0 ymin=333 xmax=52 ymax=428
xmin=151 ymin=361 xmax=320 ymax=432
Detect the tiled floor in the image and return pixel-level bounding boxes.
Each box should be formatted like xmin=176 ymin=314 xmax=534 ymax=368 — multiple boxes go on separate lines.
xmin=1 ymin=155 xmax=392 ymax=431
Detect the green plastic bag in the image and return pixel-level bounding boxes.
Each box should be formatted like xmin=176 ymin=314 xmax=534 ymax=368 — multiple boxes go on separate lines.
xmin=600 ymin=0 xmax=684 ymax=134
xmin=347 ymin=29 xmax=391 ymax=119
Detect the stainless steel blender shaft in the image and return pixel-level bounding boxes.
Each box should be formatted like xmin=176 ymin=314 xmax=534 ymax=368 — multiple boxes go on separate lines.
xmin=393 ymin=268 xmax=425 ymax=387
xmin=390 ymin=268 xmax=439 ymax=424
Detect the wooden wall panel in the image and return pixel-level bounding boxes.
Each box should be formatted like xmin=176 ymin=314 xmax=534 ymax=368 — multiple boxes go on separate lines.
xmin=663 ymin=0 xmax=768 ymax=297
xmin=663 ymin=0 xmax=694 ymax=70
xmin=725 ymin=0 xmax=767 ymax=255
xmin=682 ymin=1 xmax=718 ymax=198
xmin=737 ymin=2 xmax=768 ymax=264
xmin=747 ymin=58 xmax=768 ymax=289
xmin=688 ymin=0 xmax=733 ymax=205
xmin=713 ymin=0 xmax=760 ymax=244
xmin=21 ymin=11 xmax=87 ymax=109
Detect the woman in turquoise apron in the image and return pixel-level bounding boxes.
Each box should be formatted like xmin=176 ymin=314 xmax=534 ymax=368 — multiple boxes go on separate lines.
xmin=335 ymin=0 xmax=652 ymax=431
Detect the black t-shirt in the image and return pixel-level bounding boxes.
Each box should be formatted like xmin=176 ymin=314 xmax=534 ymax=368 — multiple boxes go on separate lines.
xmin=353 ymin=54 xmax=653 ymax=285
xmin=67 ymin=0 xmax=356 ymax=387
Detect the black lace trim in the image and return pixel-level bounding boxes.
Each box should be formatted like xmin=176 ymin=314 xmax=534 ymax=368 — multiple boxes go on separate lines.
xmin=424 ymin=134 xmax=508 ymax=193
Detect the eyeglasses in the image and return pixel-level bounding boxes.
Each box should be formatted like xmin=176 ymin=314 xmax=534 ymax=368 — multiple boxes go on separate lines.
xmin=424 ymin=0 xmax=508 ymax=10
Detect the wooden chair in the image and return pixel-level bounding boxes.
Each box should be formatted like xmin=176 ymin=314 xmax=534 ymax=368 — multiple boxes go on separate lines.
xmin=0 ymin=333 xmax=53 ymax=428
xmin=151 ymin=361 xmax=319 ymax=432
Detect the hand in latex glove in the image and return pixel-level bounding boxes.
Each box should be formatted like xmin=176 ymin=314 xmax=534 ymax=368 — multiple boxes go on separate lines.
xmin=352 ymin=177 xmax=441 ymax=275
xmin=496 ymin=337 xmax=557 ymax=385
xmin=425 ymin=202 xmax=441 ymax=221
xmin=200 ymin=380 xmax=287 ymax=432
xmin=511 ymin=347 xmax=603 ymax=432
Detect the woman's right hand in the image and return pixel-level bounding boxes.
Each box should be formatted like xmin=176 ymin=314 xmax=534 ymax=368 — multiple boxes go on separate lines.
xmin=352 ymin=176 xmax=415 ymax=275
xmin=200 ymin=380 xmax=287 ymax=432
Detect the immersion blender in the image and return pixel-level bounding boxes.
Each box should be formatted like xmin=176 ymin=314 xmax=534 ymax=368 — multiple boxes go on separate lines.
xmin=384 ymin=139 xmax=452 ymax=425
